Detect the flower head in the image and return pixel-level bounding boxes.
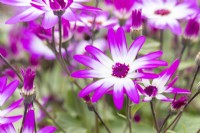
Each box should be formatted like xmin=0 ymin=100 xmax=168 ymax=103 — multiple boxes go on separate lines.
xmin=137 ymin=60 xmax=191 ymax=102
xmin=171 ymin=96 xmax=188 ymax=111
xmin=141 ymin=0 xmax=196 ymax=35
xmin=71 ymin=27 xmax=167 ymax=109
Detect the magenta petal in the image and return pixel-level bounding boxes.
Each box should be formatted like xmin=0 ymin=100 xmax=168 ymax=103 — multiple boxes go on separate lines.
xmin=6 ymin=7 xmax=43 ymax=24
xmin=62 ymin=9 xmax=77 ymax=21
xmin=0 ymin=80 xmax=19 ymax=106
xmin=23 ymin=110 xmax=35 ymax=133
xmin=0 ymin=76 xmax=7 ymax=92
xmin=42 ymin=12 xmax=58 ymax=29
xmin=0 ymin=115 xmax=22 ymax=125
xmin=166 ymin=87 xmax=191 ymax=94
xmin=124 ymin=79 xmax=140 ymax=104
xmin=1 ymin=99 xmax=23 ymax=116
xmin=166 ymin=76 xmax=178 ymax=90
xmin=137 ymin=51 xmax=163 ymax=61
xmin=0 ymin=124 xmax=16 ymax=133
xmin=135 ymin=84 xmax=145 ymax=95
xmin=79 ymin=80 xmax=105 ymax=97
xmin=71 ymin=70 xmax=106 ymax=78
xmin=113 ymin=83 xmax=124 ymax=110
xmin=37 ymin=126 xmax=56 ymax=133
xmin=116 ymin=28 xmax=128 ymax=58
xmin=168 ymin=19 xmax=182 ymax=35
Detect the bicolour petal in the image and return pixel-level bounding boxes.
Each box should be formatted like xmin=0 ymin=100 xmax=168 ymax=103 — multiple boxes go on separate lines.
xmin=79 ymin=79 xmax=106 ymax=97
xmin=0 ymin=76 xmax=7 ymax=92
xmin=0 ymin=80 xmax=19 ymax=106
xmin=155 ymin=94 xmax=173 ymax=102
xmin=42 ymin=12 xmax=58 ymax=29
xmin=92 ymin=78 xmax=115 ymax=102
xmin=70 ymin=3 xmax=100 ymax=12
xmin=73 ymin=55 xmax=106 ymax=70
xmin=37 ymin=126 xmax=56 ymax=133
xmin=85 ymin=45 xmax=113 ymax=68
xmin=125 ymin=36 xmax=146 ymax=64
xmin=124 ymin=78 xmax=140 ymax=104
xmin=6 ymin=7 xmax=43 ymax=24
xmin=71 ymin=70 xmax=110 ymax=78
xmin=142 ymin=96 xmax=152 ymax=102
xmin=22 ymin=110 xmax=35 ymax=133
xmin=1 ymin=99 xmax=23 ymax=117
xmin=0 ymin=124 xmax=16 ymax=133
xmin=62 ymin=9 xmax=77 ymax=21
xmin=165 ymin=87 xmax=191 ymax=94
xmin=165 ymin=76 xmax=178 ymax=90
xmin=0 ymin=116 xmax=22 ymax=125
xmin=0 ymin=0 xmax=31 ymax=6
xmin=127 ymin=72 xmax=158 ymax=79
xmin=167 ymin=19 xmax=182 ymax=35
xmin=135 ymin=51 xmax=164 ymax=61
xmin=113 ymin=82 xmax=124 ymax=110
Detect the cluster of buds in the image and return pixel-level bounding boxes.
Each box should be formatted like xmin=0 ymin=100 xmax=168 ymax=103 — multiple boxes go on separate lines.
xmin=21 ymin=67 xmax=36 ymax=105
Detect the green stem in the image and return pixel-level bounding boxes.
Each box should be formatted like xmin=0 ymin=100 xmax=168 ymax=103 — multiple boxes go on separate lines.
xmin=126 ymin=97 xmax=132 ymax=133
xmin=150 ymin=101 xmax=159 ymax=133
xmin=158 ymin=111 xmax=171 ymax=132
xmin=189 ymin=66 xmax=200 ymax=91
xmin=160 ymin=30 xmax=164 ymax=51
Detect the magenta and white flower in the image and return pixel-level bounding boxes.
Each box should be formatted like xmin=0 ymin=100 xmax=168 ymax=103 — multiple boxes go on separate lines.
xmin=71 ymin=27 xmax=168 ymax=109
xmin=137 ymin=60 xmax=191 ymax=102
xmin=140 ymin=0 xmax=196 ymax=35
xmin=0 ymin=0 xmax=99 ymax=29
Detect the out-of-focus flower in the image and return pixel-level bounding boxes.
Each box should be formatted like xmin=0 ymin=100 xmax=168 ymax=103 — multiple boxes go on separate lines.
xmin=170 ymin=96 xmax=188 ymax=111
xmin=140 ymin=0 xmax=196 ymax=35
xmin=1 ymin=0 xmax=99 ymax=29
xmin=0 ymin=107 xmax=56 ymax=133
xmin=76 ymin=12 xmax=118 ymax=30
xmin=137 ymin=60 xmax=191 ymax=102
xmin=71 ymin=27 xmax=167 ymax=109
xmin=184 ymin=18 xmax=199 ymax=39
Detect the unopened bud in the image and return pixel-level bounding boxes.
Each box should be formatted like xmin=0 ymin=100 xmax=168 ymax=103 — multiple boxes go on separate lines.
xmin=131 ymin=9 xmax=142 ymax=40
xmin=170 ymin=96 xmax=188 ymax=113
xmin=195 ymin=52 xmax=200 ymax=66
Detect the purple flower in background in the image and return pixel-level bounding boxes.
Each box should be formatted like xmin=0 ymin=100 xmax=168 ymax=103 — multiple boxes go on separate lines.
xmin=0 ymin=0 xmax=99 ymax=29
xmin=71 ymin=27 xmax=167 ymax=109
xmin=0 ymin=108 xmax=56 ymax=133
xmin=132 ymin=9 xmax=142 ymax=30
xmin=140 ymin=0 xmax=196 ymax=35
xmin=137 ymin=60 xmax=191 ymax=102
xmin=184 ymin=18 xmax=199 ymax=39
xmin=171 ymin=96 xmax=188 ymax=111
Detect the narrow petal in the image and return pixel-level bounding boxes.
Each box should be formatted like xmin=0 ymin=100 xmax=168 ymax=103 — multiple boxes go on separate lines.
xmin=85 ymin=45 xmax=114 ymax=68
xmin=142 ymin=96 xmax=152 ymax=102
xmin=167 ymin=19 xmax=182 ymax=35
xmin=74 ymin=55 xmax=106 ymax=70
xmin=135 ymin=84 xmax=145 ymax=95
xmin=125 ymin=36 xmax=146 ymax=64
xmin=0 ymin=80 xmax=19 ymax=106
xmin=0 ymin=124 xmax=16 ymax=133
xmin=0 ymin=76 xmax=7 ymax=92
xmin=42 ymin=12 xmax=58 ymax=29
xmin=165 ymin=87 xmax=191 ymax=94
xmin=79 ymin=79 xmax=105 ymax=97
xmin=135 ymin=51 xmax=163 ymax=61
xmin=113 ymin=82 xmax=124 ymax=110
xmin=62 ymin=9 xmax=77 ymax=21
xmin=124 ymin=79 xmax=140 ymax=104
xmin=23 ymin=110 xmax=35 ymax=133
xmin=92 ymin=79 xmax=115 ymax=102
xmin=6 ymin=7 xmax=43 ymax=24
xmin=156 ymin=94 xmax=173 ymax=102
xmin=0 ymin=116 xmax=22 ymax=125
xmin=37 ymin=126 xmax=56 ymax=133
xmin=71 ymin=70 xmax=110 ymax=78
xmin=127 ymin=72 xmax=158 ymax=79
xmin=1 ymin=99 xmax=23 ymax=117
xmin=165 ymin=76 xmax=178 ymax=90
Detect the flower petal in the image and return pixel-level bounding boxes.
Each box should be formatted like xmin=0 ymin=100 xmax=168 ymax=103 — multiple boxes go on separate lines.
xmin=62 ymin=9 xmax=77 ymax=21
xmin=23 ymin=110 xmax=35 ymax=133
xmin=165 ymin=87 xmax=191 ymax=94
xmin=0 ymin=116 xmax=22 ymax=125
xmin=71 ymin=70 xmax=110 ymax=78
xmin=0 ymin=124 xmax=16 ymax=133
xmin=42 ymin=12 xmax=58 ymax=29
xmin=167 ymin=19 xmax=182 ymax=35
xmin=0 ymin=0 xmax=31 ymax=6
xmin=0 ymin=76 xmax=7 ymax=92
xmin=113 ymin=82 xmax=124 ymax=110
xmin=37 ymin=126 xmax=56 ymax=133
xmin=156 ymin=94 xmax=173 ymax=102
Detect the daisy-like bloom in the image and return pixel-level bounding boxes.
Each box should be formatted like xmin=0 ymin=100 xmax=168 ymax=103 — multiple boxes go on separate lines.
xmin=140 ymin=0 xmax=196 ymax=35
xmin=71 ymin=27 xmax=168 ymax=109
xmin=184 ymin=18 xmax=199 ymax=39
xmin=0 ymin=0 xmax=99 ymax=29
xmin=76 ymin=12 xmax=118 ymax=30
xmin=0 ymin=108 xmax=56 ymax=133
xmin=136 ymin=60 xmax=191 ymax=102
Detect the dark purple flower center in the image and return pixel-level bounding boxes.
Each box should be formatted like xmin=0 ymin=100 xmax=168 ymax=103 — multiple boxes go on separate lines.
xmin=154 ymin=9 xmax=170 ymax=16
xmin=112 ymin=63 xmax=129 ymax=78
xmin=144 ymin=86 xmax=157 ymax=97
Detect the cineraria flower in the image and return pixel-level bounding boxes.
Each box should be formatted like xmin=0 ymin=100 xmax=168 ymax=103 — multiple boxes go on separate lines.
xmin=184 ymin=18 xmax=199 ymax=39
xmin=0 ymin=0 xmax=99 ymax=29
xmin=171 ymin=96 xmax=188 ymax=111
xmin=71 ymin=27 xmax=168 ymax=109
xmin=0 ymin=108 xmax=56 ymax=133
xmin=76 ymin=12 xmax=118 ymax=30
xmin=140 ymin=0 xmax=196 ymax=35
xmin=136 ymin=60 xmax=190 ymax=102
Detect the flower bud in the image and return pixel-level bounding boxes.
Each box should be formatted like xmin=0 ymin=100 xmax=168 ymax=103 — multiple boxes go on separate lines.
xmin=183 ymin=18 xmax=199 ymax=40
xmin=131 ymin=9 xmax=142 ymax=40
xmin=170 ymin=96 xmax=188 ymax=113
xmin=195 ymin=52 xmax=200 ymax=66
